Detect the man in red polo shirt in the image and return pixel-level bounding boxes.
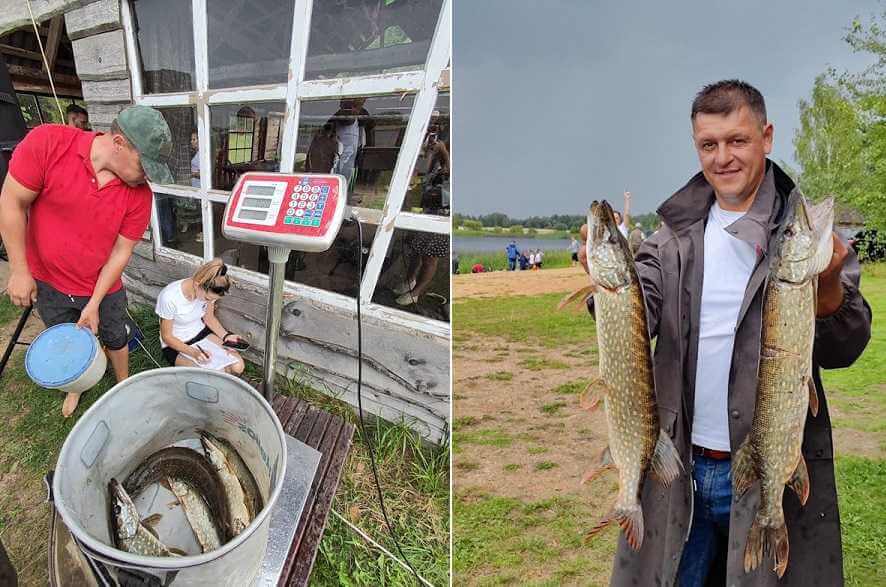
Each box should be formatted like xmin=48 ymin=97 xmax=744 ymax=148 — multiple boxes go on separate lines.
xmin=0 ymin=105 xmax=173 ymax=417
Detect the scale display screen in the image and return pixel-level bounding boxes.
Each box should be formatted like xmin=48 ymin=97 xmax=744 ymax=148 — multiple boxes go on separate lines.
xmin=245 ymin=184 xmax=277 ymax=197
xmin=242 ymin=197 xmax=273 ymax=208
xmin=238 ymin=209 xmax=268 ymax=221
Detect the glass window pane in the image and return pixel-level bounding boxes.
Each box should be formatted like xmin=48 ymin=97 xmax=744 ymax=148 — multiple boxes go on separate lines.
xmin=157 ymin=107 xmax=198 ymax=187
xmin=212 ymin=201 xmax=376 ymax=298
xmin=18 ymin=94 xmax=41 ymax=128
xmin=207 ymin=0 xmax=294 ymax=89
xmin=295 ymin=94 xmax=414 ymax=209
xmin=155 ymin=193 xmax=204 ymax=256
xmin=210 ymin=102 xmax=285 ymax=190
xmin=37 ymin=96 xmax=70 ymax=125
xmin=305 ymin=0 xmax=444 ymax=80
xmin=402 ymin=91 xmax=449 ymax=215
xmin=132 ymin=0 xmax=196 ymax=93
xmin=373 ymin=228 xmax=449 ymax=322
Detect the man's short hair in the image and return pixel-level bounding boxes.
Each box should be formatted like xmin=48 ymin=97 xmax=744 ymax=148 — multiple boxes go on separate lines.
xmin=691 ymin=80 xmax=767 ymax=126
xmin=65 ymin=103 xmax=88 ymax=117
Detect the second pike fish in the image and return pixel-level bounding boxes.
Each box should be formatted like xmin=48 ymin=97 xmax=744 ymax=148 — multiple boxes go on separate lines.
xmin=732 ymin=196 xmax=834 ymax=578
xmin=201 ymin=434 xmax=251 ymax=536
xmin=563 ymin=200 xmax=682 ymax=550
xmin=109 ymin=479 xmax=184 ymax=557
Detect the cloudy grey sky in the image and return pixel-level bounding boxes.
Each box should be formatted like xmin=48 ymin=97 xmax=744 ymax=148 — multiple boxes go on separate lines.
xmin=453 ymin=0 xmax=881 ymax=217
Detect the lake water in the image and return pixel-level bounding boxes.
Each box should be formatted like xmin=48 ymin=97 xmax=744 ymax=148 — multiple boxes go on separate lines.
xmin=454 ymin=235 xmax=574 ymax=253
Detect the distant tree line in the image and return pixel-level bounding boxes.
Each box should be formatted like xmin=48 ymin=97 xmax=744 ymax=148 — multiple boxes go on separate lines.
xmin=454 ymin=211 xmax=662 ymax=233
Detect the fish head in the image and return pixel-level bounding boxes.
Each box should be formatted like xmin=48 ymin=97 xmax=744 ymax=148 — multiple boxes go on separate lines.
xmin=586 ymin=200 xmax=633 ymax=290
xmin=775 ymin=196 xmax=834 ymax=283
xmin=109 ymin=479 xmax=139 ymax=540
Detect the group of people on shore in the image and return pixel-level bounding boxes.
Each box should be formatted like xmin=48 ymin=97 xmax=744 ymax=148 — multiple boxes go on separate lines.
xmin=505 ymin=241 xmax=545 ymax=271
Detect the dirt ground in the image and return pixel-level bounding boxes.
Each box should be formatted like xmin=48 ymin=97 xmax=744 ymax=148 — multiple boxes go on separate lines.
xmin=453 ymin=266 xmax=589 ymax=299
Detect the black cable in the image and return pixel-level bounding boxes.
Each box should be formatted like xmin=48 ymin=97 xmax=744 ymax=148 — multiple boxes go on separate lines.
xmin=348 ymin=217 xmax=422 ymax=585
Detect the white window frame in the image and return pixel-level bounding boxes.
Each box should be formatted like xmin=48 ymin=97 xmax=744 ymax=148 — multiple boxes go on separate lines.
xmin=121 ymin=0 xmax=451 ymax=337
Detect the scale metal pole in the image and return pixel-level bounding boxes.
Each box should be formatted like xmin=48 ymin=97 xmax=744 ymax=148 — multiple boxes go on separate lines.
xmin=263 ymin=246 xmax=291 ymax=401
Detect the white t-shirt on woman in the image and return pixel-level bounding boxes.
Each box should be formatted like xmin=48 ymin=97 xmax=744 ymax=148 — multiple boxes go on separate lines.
xmin=155 ymin=279 xmax=208 ymax=348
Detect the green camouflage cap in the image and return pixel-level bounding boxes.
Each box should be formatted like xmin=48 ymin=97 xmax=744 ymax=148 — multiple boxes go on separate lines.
xmin=116 ymin=105 xmax=174 ymax=184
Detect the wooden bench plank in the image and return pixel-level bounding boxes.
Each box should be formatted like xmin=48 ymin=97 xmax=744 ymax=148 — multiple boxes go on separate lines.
xmin=286 ymin=421 xmax=354 ymax=586
xmin=267 ymin=396 xmax=354 ymax=586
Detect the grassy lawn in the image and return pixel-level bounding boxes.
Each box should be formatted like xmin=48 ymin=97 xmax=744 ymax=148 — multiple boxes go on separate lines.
xmin=0 ymin=304 xmax=448 ymax=586
xmin=457 ymin=250 xmax=574 ymax=273
xmin=453 ymin=263 xmax=886 ymax=585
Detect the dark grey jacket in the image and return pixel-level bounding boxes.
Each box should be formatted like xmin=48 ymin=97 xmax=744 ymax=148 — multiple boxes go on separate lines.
xmin=592 ymin=162 xmax=872 ymax=586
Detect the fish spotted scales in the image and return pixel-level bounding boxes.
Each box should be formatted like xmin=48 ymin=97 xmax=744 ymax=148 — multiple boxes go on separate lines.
xmin=732 ymin=196 xmax=834 ymax=578
xmin=563 ymin=199 xmax=683 ymax=551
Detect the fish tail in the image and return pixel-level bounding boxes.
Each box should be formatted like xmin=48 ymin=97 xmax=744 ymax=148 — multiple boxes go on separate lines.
xmin=585 ymin=502 xmax=644 ymax=551
xmin=744 ymin=518 xmax=790 ymax=578
xmin=650 ymin=428 xmax=683 ymax=486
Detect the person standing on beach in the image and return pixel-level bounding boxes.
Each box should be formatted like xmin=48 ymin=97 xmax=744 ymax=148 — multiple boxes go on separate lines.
xmin=569 ymin=236 xmax=580 ymax=266
xmin=505 ymin=240 xmax=519 ymax=271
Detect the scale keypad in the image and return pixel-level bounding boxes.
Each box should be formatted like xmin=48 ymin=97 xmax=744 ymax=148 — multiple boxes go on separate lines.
xmin=284 ymin=184 xmax=327 ymax=226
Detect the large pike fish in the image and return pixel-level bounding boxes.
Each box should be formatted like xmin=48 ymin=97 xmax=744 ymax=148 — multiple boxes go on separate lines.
xmin=123 ymin=446 xmax=233 ymax=544
xmin=109 ymin=479 xmax=185 ymax=557
xmin=563 ymin=200 xmax=682 ymax=550
xmin=201 ymin=434 xmax=251 ymax=536
xmin=732 ymin=196 xmax=834 ymax=578
xmin=199 ymin=430 xmax=264 ymax=521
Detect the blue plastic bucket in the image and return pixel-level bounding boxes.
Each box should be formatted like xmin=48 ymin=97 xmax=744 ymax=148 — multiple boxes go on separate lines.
xmin=25 ymin=323 xmax=107 ymax=394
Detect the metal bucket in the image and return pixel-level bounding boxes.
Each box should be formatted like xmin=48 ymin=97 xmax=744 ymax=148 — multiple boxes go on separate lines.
xmin=25 ymin=323 xmax=107 ymax=394
xmin=52 ymin=368 xmax=287 ymax=586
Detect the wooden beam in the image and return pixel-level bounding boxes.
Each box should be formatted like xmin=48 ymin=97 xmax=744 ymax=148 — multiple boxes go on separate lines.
xmin=44 ymin=16 xmax=64 ymax=73
xmin=7 ymin=64 xmax=81 ymax=88
xmin=0 ymin=43 xmax=41 ymax=62
xmin=12 ymin=80 xmax=82 ymax=98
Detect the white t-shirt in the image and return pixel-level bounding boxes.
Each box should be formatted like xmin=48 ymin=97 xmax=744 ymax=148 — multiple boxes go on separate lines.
xmin=618 ymin=223 xmax=629 ymax=237
xmin=155 ymin=279 xmax=208 ymax=348
xmin=536 ymin=250 xmax=544 ymax=262
xmin=529 ymin=253 xmax=536 ymax=264
xmin=692 ymin=202 xmax=757 ymax=451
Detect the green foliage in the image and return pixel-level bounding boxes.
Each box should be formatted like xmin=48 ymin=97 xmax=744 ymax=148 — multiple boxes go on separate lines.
xmin=794 ymin=10 xmax=886 ymax=229
xmin=508 ymin=225 xmax=524 ymax=235
xmin=457 ymin=249 xmax=574 ymax=271
xmin=836 ymin=457 xmax=886 ymax=586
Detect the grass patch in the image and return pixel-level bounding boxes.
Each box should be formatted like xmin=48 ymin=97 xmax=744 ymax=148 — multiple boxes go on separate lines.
xmin=486 ymin=371 xmax=514 ymax=381
xmin=453 ymin=492 xmax=614 ymax=584
xmin=457 ymin=428 xmax=515 ymax=448
xmin=837 ymin=456 xmax=886 ymax=586
xmin=527 ymin=446 xmax=548 ymax=455
xmin=534 ymin=461 xmax=558 ymax=471
xmin=0 ymin=295 xmax=19 ymax=325
xmin=457 ymin=461 xmax=481 ymax=472
xmin=540 ymin=401 xmax=567 ymax=415
xmin=503 ymin=463 xmax=522 ymax=472
xmin=520 ymin=356 xmax=570 ymax=371
xmin=457 ymin=249 xmax=574 ymax=272
xmin=454 ymin=415 xmax=479 ymax=428
xmin=453 ymin=292 xmax=597 ymax=348
xmin=553 ymin=380 xmax=589 ymax=395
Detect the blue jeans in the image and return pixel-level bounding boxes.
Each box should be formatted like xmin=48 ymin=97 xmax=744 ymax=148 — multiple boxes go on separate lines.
xmin=507 ymin=258 xmax=516 ymax=270
xmin=677 ymin=455 xmax=732 ymax=587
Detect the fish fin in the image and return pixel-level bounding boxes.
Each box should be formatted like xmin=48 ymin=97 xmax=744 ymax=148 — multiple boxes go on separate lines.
xmin=744 ymin=518 xmax=790 ymax=578
xmin=808 ymin=198 xmax=835 ymax=278
xmin=578 ymin=379 xmax=606 ymax=412
xmin=141 ymin=517 xmax=161 ymax=540
xmin=557 ymin=285 xmax=596 ymax=310
xmin=732 ymin=437 xmax=757 ymax=498
xmin=168 ymin=547 xmax=187 ymax=557
xmin=159 ymin=477 xmax=173 ymax=492
xmin=807 ymin=377 xmax=819 ymax=417
xmin=788 ymin=455 xmax=811 ymax=506
xmin=650 ymin=428 xmax=684 ymax=486
xmin=580 ymin=446 xmax=614 ymax=485
xmin=585 ymin=503 xmax=644 ymax=551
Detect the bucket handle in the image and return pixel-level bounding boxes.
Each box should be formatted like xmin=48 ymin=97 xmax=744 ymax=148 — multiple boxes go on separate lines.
xmin=186 ymin=381 xmax=219 ymax=404
xmin=80 ymin=420 xmax=110 ymax=468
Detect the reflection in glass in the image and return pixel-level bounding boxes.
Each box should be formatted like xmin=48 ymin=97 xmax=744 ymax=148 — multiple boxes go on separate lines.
xmin=156 ymin=193 xmax=203 ymax=256
xmin=210 ymin=103 xmax=284 ymax=190
xmin=18 ymin=94 xmax=42 ymax=128
xmin=402 ymin=91 xmax=449 ymax=215
xmin=132 ymin=0 xmax=196 ymax=93
xmin=305 ymin=0 xmax=444 ymax=80
xmin=295 ymin=95 xmax=415 ymax=209
xmin=207 ymin=0 xmax=294 ymax=89
xmin=157 ymin=107 xmax=198 ymax=187
xmin=373 ymin=229 xmax=449 ymax=322
xmin=37 ymin=96 xmax=74 ymax=125
xmin=212 ymin=202 xmax=375 ymax=297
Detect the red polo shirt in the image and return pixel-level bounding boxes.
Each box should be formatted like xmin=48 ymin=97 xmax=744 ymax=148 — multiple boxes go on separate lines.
xmin=8 ymin=124 xmax=153 ymax=296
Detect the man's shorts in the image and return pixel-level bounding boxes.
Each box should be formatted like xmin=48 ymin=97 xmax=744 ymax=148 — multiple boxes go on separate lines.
xmin=35 ymin=280 xmax=129 ymax=350
xmin=571 ymin=252 xmax=579 ymax=262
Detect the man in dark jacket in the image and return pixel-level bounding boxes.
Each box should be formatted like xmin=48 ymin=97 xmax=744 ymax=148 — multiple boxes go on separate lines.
xmin=580 ymin=80 xmax=871 ymax=586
